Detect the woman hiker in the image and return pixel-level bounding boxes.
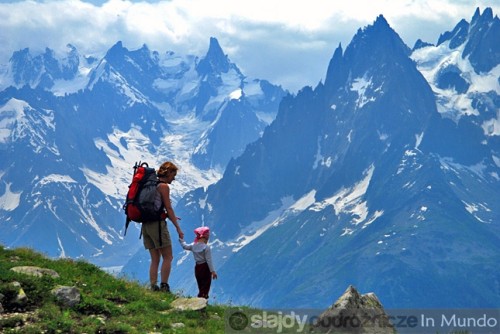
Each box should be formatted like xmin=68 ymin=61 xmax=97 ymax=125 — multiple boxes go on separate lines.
xmin=142 ymin=161 xmax=184 ymax=292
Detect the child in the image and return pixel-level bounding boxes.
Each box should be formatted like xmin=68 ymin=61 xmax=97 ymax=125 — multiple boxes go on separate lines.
xmin=179 ymin=226 xmax=218 ymax=299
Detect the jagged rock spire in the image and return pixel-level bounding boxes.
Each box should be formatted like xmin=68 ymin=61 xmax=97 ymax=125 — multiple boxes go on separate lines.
xmin=196 ymin=37 xmax=231 ymax=75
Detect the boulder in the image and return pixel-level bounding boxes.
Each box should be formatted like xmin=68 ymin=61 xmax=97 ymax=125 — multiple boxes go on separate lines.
xmin=11 ymin=282 xmax=28 ymax=308
xmin=10 ymin=266 xmax=60 ymax=278
xmin=51 ymin=286 xmax=81 ymax=308
xmin=312 ymin=285 xmax=395 ymax=334
xmin=170 ymin=297 xmax=207 ymax=311
xmin=171 ymin=322 xmax=186 ymax=329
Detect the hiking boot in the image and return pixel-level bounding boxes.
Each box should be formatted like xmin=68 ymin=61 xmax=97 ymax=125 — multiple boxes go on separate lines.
xmin=160 ymin=282 xmax=170 ymax=293
xmin=150 ymin=284 xmax=160 ymax=291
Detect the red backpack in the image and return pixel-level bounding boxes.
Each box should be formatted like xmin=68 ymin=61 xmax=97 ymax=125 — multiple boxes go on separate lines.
xmin=123 ymin=162 xmax=165 ymax=236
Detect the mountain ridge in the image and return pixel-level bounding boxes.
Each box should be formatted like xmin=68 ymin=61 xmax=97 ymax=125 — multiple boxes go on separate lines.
xmin=0 ymin=37 xmax=286 ymax=266
xmin=153 ymin=7 xmax=500 ymax=309
xmin=0 ymin=7 xmax=498 ymax=311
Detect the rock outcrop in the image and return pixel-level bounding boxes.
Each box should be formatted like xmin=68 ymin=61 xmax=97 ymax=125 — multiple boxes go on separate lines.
xmin=169 ymin=297 xmax=208 ymax=311
xmin=51 ymin=286 xmax=81 ymax=308
xmin=10 ymin=266 xmax=60 ymax=278
xmin=3 ymin=266 xmax=78 ymax=313
xmin=312 ymin=285 xmax=395 ymax=334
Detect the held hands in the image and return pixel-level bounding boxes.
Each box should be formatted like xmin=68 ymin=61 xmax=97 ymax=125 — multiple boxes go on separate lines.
xmin=176 ymin=226 xmax=184 ymax=239
xmin=174 ymin=216 xmax=184 ymax=239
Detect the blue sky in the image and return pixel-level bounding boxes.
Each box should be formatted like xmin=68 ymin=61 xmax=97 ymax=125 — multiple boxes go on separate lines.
xmin=0 ymin=0 xmax=498 ymax=92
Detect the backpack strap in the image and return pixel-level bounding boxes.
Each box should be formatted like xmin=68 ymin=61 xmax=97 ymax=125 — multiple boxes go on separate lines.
xmin=124 ymin=217 xmax=131 ymax=236
xmin=156 ymin=180 xmax=167 ymax=247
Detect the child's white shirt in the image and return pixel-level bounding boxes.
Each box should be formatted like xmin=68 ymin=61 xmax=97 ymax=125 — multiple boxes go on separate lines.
xmin=179 ymin=239 xmax=215 ymax=272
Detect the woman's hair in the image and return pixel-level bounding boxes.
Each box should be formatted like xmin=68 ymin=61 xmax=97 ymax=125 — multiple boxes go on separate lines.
xmin=157 ymin=161 xmax=178 ymax=177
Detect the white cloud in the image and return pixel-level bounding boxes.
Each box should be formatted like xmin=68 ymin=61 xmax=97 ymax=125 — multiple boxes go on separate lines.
xmin=0 ymin=0 xmax=498 ymax=92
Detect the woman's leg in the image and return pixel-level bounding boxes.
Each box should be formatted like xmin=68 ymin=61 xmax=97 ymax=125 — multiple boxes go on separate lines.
xmin=148 ymin=248 xmax=160 ymax=286
xmin=159 ymin=244 xmax=173 ymax=286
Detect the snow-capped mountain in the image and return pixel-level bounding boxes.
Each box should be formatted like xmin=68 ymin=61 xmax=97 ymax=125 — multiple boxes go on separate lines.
xmin=122 ymin=8 xmax=500 ymax=309
xmin=1 ymin=5 xmax=498 ymax=311
xmin=0 ymin=37 xmax=286 ymax=267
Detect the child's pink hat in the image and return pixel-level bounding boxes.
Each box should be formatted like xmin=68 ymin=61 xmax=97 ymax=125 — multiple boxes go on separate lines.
xmin=194 ymin=226 xmax=210 ymax=243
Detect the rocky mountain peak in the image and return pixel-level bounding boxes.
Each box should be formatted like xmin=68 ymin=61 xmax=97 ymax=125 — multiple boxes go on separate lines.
xmin=196 ymin=37 xmax=232 ymax=76
xmin=463 ymin=7 xmax=500 ymax=73
xmin=104 ymin=41 xmax=128 ymax=64
xmin=324 ymin=14 xmax=413 ymax=97
xmin=8 ymin=46 xmax=79 ymax=89
xmin=471 ymin=6 xmax=494 ymax=26
xmin=437 ymin=19 xmax=469 ymax=48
